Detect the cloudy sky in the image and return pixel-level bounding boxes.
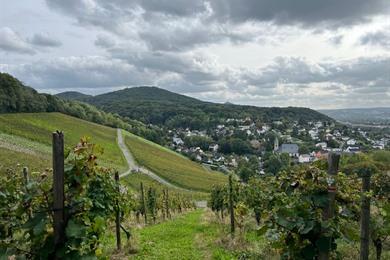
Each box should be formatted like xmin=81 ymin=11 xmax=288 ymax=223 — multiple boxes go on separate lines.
xmin=0 ymin=0 xmax=389 ymax=109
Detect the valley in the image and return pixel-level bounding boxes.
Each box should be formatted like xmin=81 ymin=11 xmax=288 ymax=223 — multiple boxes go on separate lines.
xmin=1 ymin=1 xmax=389 ymax=258
xmin=1 ymin=73 xmax=389 ymax=259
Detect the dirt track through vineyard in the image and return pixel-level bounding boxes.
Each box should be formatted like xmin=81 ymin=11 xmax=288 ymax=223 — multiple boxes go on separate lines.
xmin=116 ymin=129 xmax=192 ymax=192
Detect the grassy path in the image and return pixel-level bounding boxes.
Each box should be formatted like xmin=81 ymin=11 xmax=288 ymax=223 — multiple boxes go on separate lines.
xmin=130 ymin=210 xmax=234 ymax=260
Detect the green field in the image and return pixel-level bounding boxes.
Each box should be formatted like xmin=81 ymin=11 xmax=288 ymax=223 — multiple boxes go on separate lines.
xmin=123 ymin=132 xmax=227 ymax=192
xmin=0 ymin=112 xmax=126 ymax=171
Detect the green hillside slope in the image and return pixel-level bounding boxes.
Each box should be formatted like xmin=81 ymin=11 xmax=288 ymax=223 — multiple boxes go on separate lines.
xmin=124 ymin=131 xmax=227 ymax=192
xmin=0 ymin=112 xmax=126 ymax=171
xmin=0 ymin=112 xmax=226 ymax=192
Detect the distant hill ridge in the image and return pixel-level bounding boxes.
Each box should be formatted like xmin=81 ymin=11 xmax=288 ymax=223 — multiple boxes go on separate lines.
xmin=320 ymin=107 xmax=390 ymax=125
xmin=56 ymin=91 xmax=92 ymax=101
xmin=56 ymin=86 xmax=332 ymax=128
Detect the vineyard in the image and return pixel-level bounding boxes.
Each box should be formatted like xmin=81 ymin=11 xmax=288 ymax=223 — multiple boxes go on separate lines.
xmin=0 ymin=113 xmax=127 ymax=171
xmin=123 ymin=131 xmax=227 ymax=192
xmin=1 ymin=129 xmax=390 ymax=259
xmin=0 ymin=133 xmax=197 ymax=258
xmin=209 ymin=151 xmax=390 ymax=259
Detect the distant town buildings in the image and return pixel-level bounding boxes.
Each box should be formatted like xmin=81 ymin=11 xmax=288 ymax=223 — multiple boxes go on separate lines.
xmin=167 ymin=118 xmax=388 ymax=172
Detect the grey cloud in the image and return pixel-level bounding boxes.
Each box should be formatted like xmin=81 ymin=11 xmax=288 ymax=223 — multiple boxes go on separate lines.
xmin=242 ymin=56 xmax=390 ymax=96
xmin=46 ymin=0 xmax=261 ymax=52
xmin=1 ymin=56 xmax=154 ymax=89
xmin=139 ymin=21 xmax=259 ymax=51
xmin=95 ymin=35 xmax=116 ymax=48
xmin=45 ymin=0 xmax=390 ymax=53
xmin=0 ymin=27 xmax=36 ymax=54
xmin=139 ymin=0 xmax=207 ymax=17
xmin=2 ymin=52 xmax=388 ymax=109
xmin=46 ymin=0 xmax=389 ymax=31
xmin=328 ymin=35 xmax=343 ymax=45
xmin=209 ymin=0 xmax=389 ymax=27
xmin=109 ymin=48 xmax=224 ymax=91
xmin=359 ymin=29 xmax=390 ymax=49
xmin=29 ymin=33 xmax=62 ymax=47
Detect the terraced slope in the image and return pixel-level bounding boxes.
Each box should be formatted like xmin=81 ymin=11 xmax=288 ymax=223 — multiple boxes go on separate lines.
xmin=124 ymin=131 xmax=227 ymax=192
xmin=0 ymin=112 xmax=126 ymax=171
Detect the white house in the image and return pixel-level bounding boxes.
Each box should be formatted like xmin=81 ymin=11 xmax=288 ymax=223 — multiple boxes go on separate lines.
xmin=229 ymin=158 xmax=238 ymax=167
xmin=345 ymin=146 xmax=360 ymax=153
xmin=172 ymin=137 xmax=184 ymax=146
xmin=373 ymin=144 xmax=384 ymax=150
xmin=239 ymin=125 xmax=250 ymax=130
xmin=309 ymin=129 xmax=318 ymax=139
xmin=325 ymin=133 xmax=334 ymax=140
xmin=298 ymin=154 xmax=311 ymax=163
xmin=209 ymin=144 xmax=219 ymax=152
xmin=316 ymin=142 xmax=327 ymax=149
xmin=346 ymin=139 xmax=357 ymax=145
xmin=333 ymin=130 xmax=341 ymax=137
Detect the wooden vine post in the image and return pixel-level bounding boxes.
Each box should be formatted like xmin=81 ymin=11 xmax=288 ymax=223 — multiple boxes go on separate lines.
xmin=163 ymin=189 xmax=169 ymax=220
xmin=115 ymin=171 xmax=121 ymax=250
xmin=22 ymin=167 xmax=32 ymax=218
xmin=162 ymin=189 xmax=166 ymax=220
xmin=229 ymin=174 xmax=235 ymax=236
xmin=23 ymin=167 xmax=29 ymax=186
xmin=319 ymin=152 xmax=340 ymax=260
xmin=140 ymin=182 xmax=147 ymax=224
xmin=52 ymin=131 xmax=65 ymax=256
xmin=165 ymin=189 xmax=170 ymax=219
xmin=360 ymin=172 xmax=371 ymax=260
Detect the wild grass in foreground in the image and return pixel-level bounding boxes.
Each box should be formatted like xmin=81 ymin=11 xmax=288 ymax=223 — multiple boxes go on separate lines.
xmin=104 ymin=209 xmax=277 ymax=259
xmin=124 ymin=131 xmax=227 ymax=192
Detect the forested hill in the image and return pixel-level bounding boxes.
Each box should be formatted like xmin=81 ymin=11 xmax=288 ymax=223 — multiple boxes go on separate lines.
xmin=0 ymin=73 xmax=163 ymax=142
xmin=58 ymin=86 xmax=333 ymax=129
xmin=55 ymin=91 xmax=92 ymax=101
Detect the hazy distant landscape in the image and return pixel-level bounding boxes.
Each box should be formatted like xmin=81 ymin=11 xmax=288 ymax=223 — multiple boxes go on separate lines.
xmin=320 ymin=107 xmax=390 ymax=126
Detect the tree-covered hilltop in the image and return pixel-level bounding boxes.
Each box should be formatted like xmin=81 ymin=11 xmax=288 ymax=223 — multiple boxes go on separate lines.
xmin=60 ymin=86 xmax=333 ymax=129
xmin=0 ymin=73 xmax=163 ymax=143
xmin=55 ymin=91 xmax=92 ymax=101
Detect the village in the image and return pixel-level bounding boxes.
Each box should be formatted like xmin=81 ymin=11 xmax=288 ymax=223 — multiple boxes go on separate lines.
xmin=166 ymin=117 xmax=389 ymax=174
